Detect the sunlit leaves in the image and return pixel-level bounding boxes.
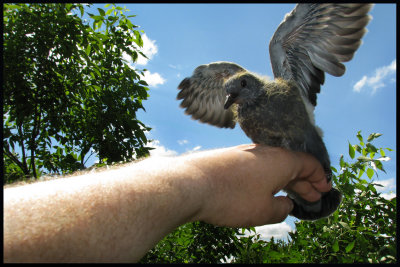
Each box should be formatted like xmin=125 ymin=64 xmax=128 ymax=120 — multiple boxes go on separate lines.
xmin=283 ymin=131 xmax=396 ymax=263
xmin=349 ymin=142 xmax=355 ymax=159
xmin=3 ymin=3 xmax=152 ymax=182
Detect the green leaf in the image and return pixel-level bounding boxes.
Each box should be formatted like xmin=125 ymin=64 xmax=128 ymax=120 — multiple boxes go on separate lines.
xmin=133 ymin=30 xmax=143 ymax=47
xmin=354 ymin=144 xmax=361 ymax=153
xmin=348 ymin=142 xmax=355 ymax=159
xmin=96 ymin=20 xmax=103 ymax=30
xmin=92 ymin=67 xmax=101 ymax=77
xmin=85 ymin=44 xmax=91 ymax=55
xmin=126 ymin=19 xmax=134 ymax=29
xmin=92 ymin=85 xmax=101 ymax=91
xmin=91 ymin=15 xmax=102 ymax=21
xmin=373 ymin=160 xmax=385 ymax=173
xmin=367 ymin=133 xmax=382 ymax=142
xmin=332 ymin=240 xmax=339 ymax=252
xmin=106 ymin=8 xmax=113 ymax=16
xmin=345 ymin=240 xmax=355 ymax=253
xmin=79 ymin=5 xmax=84 ymax=17
xmin=357 ymin=156 xmax=372 ymax=162
xmin=97 ymin=8 xmax=105 ymax=17
xmin=366 ymin=168 xmax=374 ymax=179
xmin=339 ymin=154 xmax=345 ymax=168
xmin=356 ymin=131 xmax=363 ymax=142
xmin=339 ymin=221 xmax=350 ymax=229
xmin=358 ymin=166 xmax=365 ymax=179
xmin=4 ymin=4 xmax=22 ymax=10
xmin=138 ymin=80 xmax=148 ymax=86
xmin=366 ymin=142 xmax=378 ymax=153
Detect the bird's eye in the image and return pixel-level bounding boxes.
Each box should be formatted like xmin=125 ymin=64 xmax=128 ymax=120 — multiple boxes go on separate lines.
xmin=241 ymin=80 xmax=247 ymax=87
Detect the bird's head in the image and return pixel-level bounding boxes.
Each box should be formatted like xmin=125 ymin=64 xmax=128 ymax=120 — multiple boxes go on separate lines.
xmin=223 ymin=73 xmax=264 ymax=109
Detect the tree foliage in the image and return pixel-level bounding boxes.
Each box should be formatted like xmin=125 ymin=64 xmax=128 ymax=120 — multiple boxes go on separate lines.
xmin=140 ymin=132 xmax=396 ymax=263
xmin=3 ymin=3 xmax=152 ymax=183
xmin=140 ymin=222 xmax=242 ymax=263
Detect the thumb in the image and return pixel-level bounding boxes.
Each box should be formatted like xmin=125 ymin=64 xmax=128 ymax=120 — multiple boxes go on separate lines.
xmin=265 ymin=196 xmax=294 ymax=224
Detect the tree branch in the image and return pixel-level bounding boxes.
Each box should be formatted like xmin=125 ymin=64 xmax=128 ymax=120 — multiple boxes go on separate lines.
xmin=3 ymin=148 xmax=26 ymax=173
xmin=16 ymin=125 xmax=29 ymax=175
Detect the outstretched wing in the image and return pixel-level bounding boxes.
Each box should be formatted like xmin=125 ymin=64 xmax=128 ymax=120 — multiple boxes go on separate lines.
xmin=269 ymin=4 xmax=373 ymax=106
xmin=177 ymin=62 xmax=246 ymax=128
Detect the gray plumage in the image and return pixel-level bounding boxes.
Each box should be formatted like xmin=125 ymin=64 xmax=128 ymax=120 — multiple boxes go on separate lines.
xmin=177 ymin=4 xmax=373 ymax=220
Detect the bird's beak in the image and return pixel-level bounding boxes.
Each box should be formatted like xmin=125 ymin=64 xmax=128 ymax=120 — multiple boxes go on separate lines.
xmin=224 ymin=93 xmax=237 ymax=109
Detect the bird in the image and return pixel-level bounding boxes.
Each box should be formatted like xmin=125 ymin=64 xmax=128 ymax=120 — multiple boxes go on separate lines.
xmin=176 ymin=4 xmax=373 ymax=220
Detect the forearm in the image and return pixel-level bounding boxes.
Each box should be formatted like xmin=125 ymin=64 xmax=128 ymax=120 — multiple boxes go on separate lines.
xmin=4 ymin=155 xmax=207 ymax=263
xmin=4 ymin=144 xmax=330 ymax=263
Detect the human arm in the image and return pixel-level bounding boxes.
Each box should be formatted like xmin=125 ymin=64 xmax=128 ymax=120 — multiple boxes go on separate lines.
xmin=4 ymin=144 xmax=332 ymax=263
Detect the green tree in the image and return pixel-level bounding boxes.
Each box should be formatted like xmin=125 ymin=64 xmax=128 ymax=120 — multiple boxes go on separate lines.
xmin=283 ymin=131 xmax=396 ymax=263
xmin=140 ymin=132 xmax=396 ymax=263
xmin=3 ymin=3 xmax=152 ymax=183
xmin=233 ymin=131 xmax=396 ymax=263
xmin=140 ymin=222 xmax=242 ymax=263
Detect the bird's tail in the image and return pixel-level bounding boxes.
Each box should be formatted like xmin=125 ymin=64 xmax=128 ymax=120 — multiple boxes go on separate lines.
xmin=287 ymin=127 xmax=343 ymax=220
xmin=287 ymin=182 xmax=342 ymax=221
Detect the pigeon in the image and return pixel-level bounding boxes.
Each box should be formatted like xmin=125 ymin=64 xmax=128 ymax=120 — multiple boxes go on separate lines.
xmin=176 ymin=4 xmax=373 ymax=220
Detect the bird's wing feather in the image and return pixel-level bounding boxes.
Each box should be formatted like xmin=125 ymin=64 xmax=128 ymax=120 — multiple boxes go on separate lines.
xmin=269 ymin=3 xmax=373 ymax=106
xmin=177 ymin=62 xmax=246 ymax=128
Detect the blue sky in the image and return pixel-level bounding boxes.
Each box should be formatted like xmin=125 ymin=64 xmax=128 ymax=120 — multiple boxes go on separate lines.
xmin=87 ymin=4 xmax=396 ymax=240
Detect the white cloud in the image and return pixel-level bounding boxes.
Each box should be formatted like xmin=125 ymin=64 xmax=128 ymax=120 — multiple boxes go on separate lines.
xmin=123 ymin=33 xmax=159 ymax=66
xmin=255 ymin=222 xmax=292 ymax=240
xmin=141 ymin=70 xmax=166 ymax=87
xmin=178 ymin=145 xmax=203 ymax=155
xmin=353 ymin=59 xmax=396 ymax=94
xmin=148 ymin=140 xmax=178 ymax=157
xmin=353 ymin=75 xmax=368 ymax=92
xmin=121 ymin=33 xmax=166 ymax=88
xmin=380 ymin=192 xmax=396 ymax=200
xmin=187 ymin=145 xmax=201 ymax=153
xmin=177 ymin=139 xmax=189 ymax=145
xmin=122 ymin=50 xmax=132 ymax=64
xmin=375 ymin=177 xmax=396 ymax=191
xmin=241 ymin=222 xmax=293 ymax=241
xmin=374 ymin=177 xmax=396 ymax=200
xmin=136 ymin=33 xmax=158 ymax=66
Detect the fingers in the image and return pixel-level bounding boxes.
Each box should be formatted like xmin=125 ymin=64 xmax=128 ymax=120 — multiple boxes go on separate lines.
xmin=296 ymin=151 xmax=326 ymax=183
xmin=263 ymin=196 xmax=294 ymax=224
xmin=278 ymin=151 xmax=332 ymax=203
xmin=285 ymin=180 xmax=322 ymax=202
xmin=295 ymin=151 xmax=333 ymax=191
xmin=239 ymin=145 xmax=332 ymax=202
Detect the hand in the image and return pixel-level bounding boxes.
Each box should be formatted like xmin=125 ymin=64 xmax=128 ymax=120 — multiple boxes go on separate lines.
xmin=190 ymin=144 xmax=332 ymax=227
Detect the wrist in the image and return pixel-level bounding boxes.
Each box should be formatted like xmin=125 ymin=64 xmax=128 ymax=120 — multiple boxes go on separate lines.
xmin=180 ymin=147 xmax=242 ymax=224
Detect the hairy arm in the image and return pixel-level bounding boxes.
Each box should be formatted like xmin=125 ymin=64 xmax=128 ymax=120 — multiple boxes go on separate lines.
xmin=4 ymin=144 xmax=331 ymax=263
